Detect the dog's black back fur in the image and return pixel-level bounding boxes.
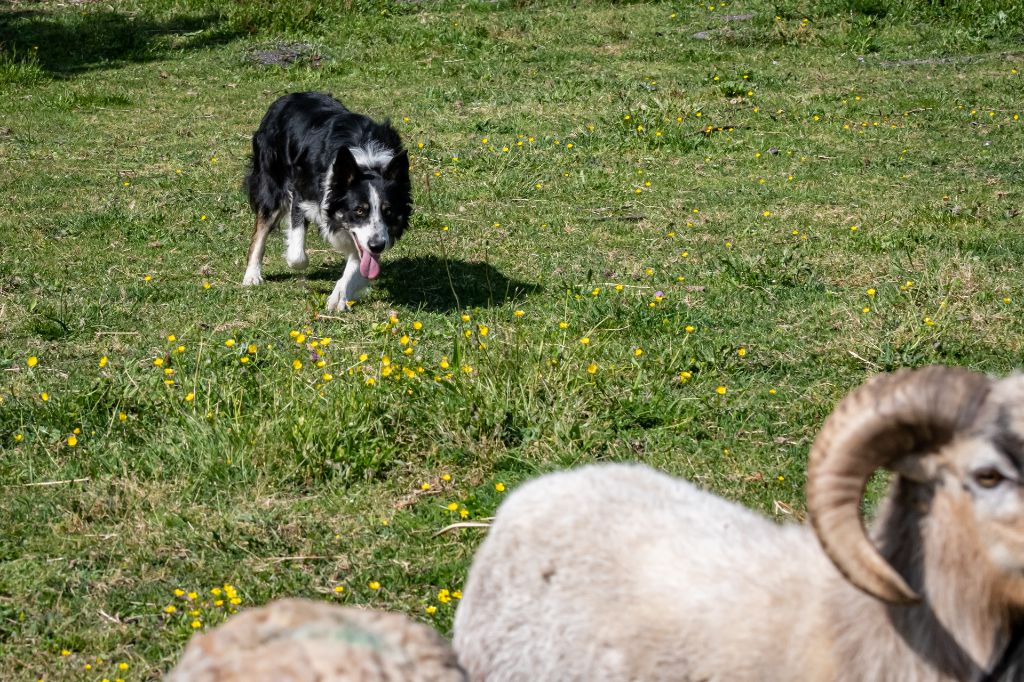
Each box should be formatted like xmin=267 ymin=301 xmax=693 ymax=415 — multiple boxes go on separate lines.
xmin=245 ymin=92 xmax=411 ymax=240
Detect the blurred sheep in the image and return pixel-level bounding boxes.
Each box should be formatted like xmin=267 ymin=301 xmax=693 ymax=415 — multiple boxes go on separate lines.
xmin=166 ymin=598 xmax=466 ymax=682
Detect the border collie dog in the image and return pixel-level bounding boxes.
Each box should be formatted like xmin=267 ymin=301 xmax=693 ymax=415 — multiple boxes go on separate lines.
xmin=242 ymin=92 xmax=411 ymax=311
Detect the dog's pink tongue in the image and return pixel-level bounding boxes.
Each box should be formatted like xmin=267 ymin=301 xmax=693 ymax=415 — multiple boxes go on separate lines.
xmin=360 ymin=250 xmax=381 ymax=279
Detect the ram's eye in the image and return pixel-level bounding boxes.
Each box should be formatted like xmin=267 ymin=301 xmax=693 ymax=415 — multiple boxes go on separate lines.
xmin=973 ymin=468 xmax=1005 ymax=489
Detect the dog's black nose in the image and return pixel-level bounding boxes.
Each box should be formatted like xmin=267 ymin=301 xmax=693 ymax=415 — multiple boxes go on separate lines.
xmin=367 ymin=237 xmax=387 ymax=254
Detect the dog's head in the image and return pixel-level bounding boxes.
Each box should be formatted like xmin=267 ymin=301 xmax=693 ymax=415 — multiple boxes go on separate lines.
xmin=325 ymin=146 xmax=411 ymax=280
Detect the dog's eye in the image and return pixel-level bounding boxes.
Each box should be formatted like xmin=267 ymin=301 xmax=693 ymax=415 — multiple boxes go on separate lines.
xmin=353 ymin=205 xmax=367 ymax=217
xmin=973 ymin=468 xmax=1006 ymax=489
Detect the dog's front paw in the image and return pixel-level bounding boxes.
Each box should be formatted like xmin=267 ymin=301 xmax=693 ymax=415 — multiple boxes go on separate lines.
xmin=325 ymin=291 xmax=352 ymax=312
xmin=242 ymin=269 xmax=264 ymax=286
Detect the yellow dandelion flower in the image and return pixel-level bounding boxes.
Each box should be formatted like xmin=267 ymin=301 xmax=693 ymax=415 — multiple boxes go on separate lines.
xmin=292 ymin=359 xmax=302 ymax=370
xmin=737 ymin=348 xmax=747 ymax=357
xmin=716 ymin=386 xmax=727 ymax=395
xmin=558 ymin=321 xmax=568 ymax=329
xmin=224 ymin=339 xmax=236 ymax=348
xmin=27 ymin=356 xmax=38 ymax=368
xmin=685 ymin=325 xmax=695 ymax=333
xmin=580 ymin=337 xmax=590 ymax=345
xmin=118 ymin=663 xmax=128 ymax=671
xmin=495 ymin=482 xmax=506 ymax=492
xmin=514 ymin=309 xmax=525 ymax=317
xmin=679 ymin=371 xmax=693 ymax=383
xmin=118 ymin=412 xmax=127 ymax=422
xmin=334 ymin=585 xmax=345 ymax=593
xmin=67 ymin=436 xmax=78 ymax=447
xmin=163 ymin=605 xmax=176 ymax=614
xmin=99 ymin=356 xmax=108 ymax=367
xmin=185 ymin=393 xmax=195 ymax=402
xmin=365 ymin=378 xmax=376 ymax=386
xmin=634 ymin=348 xmax=643 ymax=357
xmin=154 ymin=357 xmax=164 ymax=366
xmin=425 ymin=605 xmax=438 ymax=615
xmin=40 ymin=392 xmax=49 ymax=401
xmin=867 ymin=288 xmax=876 ymax=296
xmin=174 ymin=589 xmax=185 ymax=597
xmin=369 ymin=581 xmax=381 ymax=591
xmin=587 ymin=363 xmax=598 ymax=374
xmin=191 ymin=620 xmax=201 ymax=629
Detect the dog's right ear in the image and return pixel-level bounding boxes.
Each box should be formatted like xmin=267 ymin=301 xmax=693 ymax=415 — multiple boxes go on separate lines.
xmin=331 ymin=147 xmax=360 ymax=191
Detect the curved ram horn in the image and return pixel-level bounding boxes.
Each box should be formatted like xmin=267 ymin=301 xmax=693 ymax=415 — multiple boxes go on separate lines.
xmin=806 ymin=365 xmax=991 ymax=604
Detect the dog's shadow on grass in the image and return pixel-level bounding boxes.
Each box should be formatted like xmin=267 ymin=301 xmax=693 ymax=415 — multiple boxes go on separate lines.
xmin=292 ymin=256 xmax=540 ymax=312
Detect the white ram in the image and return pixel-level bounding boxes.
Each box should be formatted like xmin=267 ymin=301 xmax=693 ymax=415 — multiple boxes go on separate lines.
xmin=453 ymin=366 xmax=1024 ymax=681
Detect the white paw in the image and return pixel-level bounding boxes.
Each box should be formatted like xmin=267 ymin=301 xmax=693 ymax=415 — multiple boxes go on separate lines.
xmin=242 ymin=270 xmax=263 ymax=286
xmin=326 ymin=291 xmax=351 ymax=312
xmin=286 ymin=253 xmax=309 ymax=270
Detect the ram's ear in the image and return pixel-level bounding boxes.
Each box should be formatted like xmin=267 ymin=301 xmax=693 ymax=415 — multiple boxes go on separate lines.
xmin=382 ymin=150 xmax=409 ymax=183
xmin=889 ymin=453 xmax=941 ymax=483
xmin=331 ymin=147 xmax=360 ymax=191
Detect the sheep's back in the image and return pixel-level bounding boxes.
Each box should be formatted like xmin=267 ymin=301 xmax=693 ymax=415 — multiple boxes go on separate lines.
xmin=453 ymin=463 xmax=833 ymax=681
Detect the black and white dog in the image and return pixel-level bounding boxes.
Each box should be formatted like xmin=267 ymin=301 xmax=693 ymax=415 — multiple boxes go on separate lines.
xmin=242 ymin=92 xmax=411 ymax=311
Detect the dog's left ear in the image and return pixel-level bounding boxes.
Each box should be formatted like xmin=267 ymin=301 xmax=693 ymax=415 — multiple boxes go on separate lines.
xmin=382 ymin=150 xmax=409 ymax=183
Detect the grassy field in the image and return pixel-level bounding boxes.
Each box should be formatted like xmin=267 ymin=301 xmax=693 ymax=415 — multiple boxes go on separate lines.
xmin=2 ymin=0 xmax=1023 ymax=677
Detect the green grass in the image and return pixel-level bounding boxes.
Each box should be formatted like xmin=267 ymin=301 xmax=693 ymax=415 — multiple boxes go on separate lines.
xmin=2 ymin=0 xmax=1023 ymax=677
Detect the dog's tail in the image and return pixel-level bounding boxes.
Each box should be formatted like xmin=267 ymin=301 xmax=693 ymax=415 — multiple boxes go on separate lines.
xmin=245 ymin=134 xmax=288 ymax=220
